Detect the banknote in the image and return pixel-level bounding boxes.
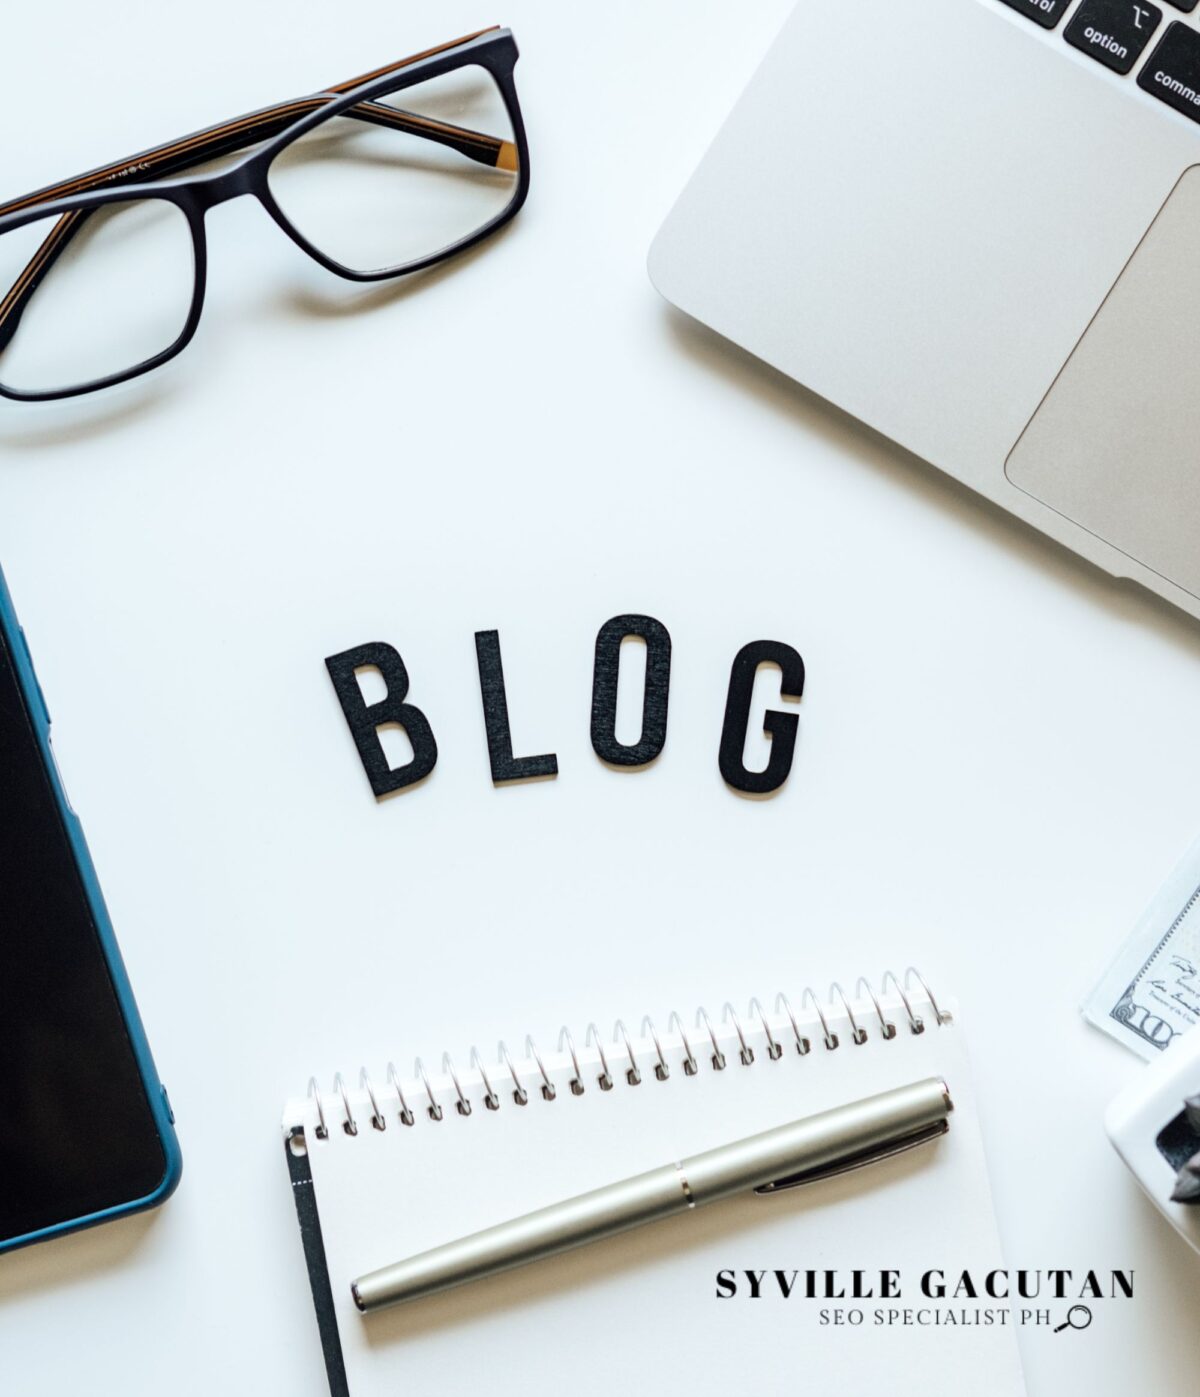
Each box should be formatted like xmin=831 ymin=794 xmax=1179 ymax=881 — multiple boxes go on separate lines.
xmin=1084 ymin=835 xmax=1200 ymax=1059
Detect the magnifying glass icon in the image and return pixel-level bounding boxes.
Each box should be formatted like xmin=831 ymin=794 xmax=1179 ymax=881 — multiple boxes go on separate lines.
xmin=1053 ymin=1304 xmax=1093 ymax=1334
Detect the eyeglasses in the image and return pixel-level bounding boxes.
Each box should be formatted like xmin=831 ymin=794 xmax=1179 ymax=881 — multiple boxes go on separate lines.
xmin=0 ymin=27 xmax=528 ymax=401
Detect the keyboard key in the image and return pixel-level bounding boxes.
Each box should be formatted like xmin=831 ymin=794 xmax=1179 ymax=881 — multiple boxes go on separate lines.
xmin=1164 ymin=0 xmax=1199 ymax=13
xmin=1139 ymin=22 xmax=1200 ymax=121
xmin=1066 ymin=0 xmax=1162 ymax=75
xmin=996 ymin=0 xmax=1071 ymax=28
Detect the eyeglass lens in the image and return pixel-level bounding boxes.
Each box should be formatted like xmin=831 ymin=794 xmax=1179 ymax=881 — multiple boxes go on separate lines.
xmin=0 ymin=199 xmax=195 ymax=396
xmin=267 ymin=65 xmax=519 ymax=275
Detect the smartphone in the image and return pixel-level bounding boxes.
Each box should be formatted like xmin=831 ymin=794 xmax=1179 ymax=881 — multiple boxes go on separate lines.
xmin=0 ymin=567 xmax=181 ymax=1252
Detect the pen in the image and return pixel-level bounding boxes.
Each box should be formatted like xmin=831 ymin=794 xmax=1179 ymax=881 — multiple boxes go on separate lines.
xmin=351 ymin=1075 xmax=952 ymax=1314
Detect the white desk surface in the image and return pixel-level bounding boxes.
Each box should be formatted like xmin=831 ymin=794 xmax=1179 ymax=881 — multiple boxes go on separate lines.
xmin=2 ymin=3 xmax=1198 ymax=1393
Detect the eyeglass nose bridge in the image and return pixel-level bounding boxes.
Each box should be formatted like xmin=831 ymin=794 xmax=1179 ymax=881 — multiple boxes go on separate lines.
xmin=185 ymin=160 xmax=265 ymax=215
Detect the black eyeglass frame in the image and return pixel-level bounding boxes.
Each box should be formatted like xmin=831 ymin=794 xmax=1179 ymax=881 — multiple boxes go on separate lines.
xmin=0 ymin=27 xmax=529 ymax=402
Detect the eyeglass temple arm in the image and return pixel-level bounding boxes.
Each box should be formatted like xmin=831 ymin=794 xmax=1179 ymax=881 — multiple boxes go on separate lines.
xmin=0 ymin=31 xmax=517 ymax=346
xmin=0 ymin=96 xmax=515 ymax=234
xmin=0 ymin=25 xmax=511 ymax=224
xmin=0 ymin=210 xmax=73 ymax=352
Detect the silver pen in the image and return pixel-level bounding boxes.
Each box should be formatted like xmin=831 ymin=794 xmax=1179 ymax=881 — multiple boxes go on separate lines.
xmin=352 ymin=1076 xmax=952 ymax=1314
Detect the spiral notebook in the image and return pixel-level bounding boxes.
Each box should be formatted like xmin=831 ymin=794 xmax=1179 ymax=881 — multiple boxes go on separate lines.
xmin=283 ymin=971 xmax=1025 ymax=1397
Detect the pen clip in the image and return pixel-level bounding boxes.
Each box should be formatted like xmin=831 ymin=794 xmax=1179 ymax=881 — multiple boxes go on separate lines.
xmin=753 ymin=1119 xmax=949 ymax=1195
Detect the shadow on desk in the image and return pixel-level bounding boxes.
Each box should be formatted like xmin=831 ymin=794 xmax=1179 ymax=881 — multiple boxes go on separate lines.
xmin=657 ymin=304 xmax=1200 ymax=663
xmin=0 ymin=222 xmax=516 ymax=454
xmin=0 ymin=1210 xmax=158 ymax=1304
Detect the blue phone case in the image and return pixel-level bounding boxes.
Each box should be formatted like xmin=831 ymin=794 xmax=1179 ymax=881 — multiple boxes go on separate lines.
xmin=0 ymin=565 xmax=182 ymax=1253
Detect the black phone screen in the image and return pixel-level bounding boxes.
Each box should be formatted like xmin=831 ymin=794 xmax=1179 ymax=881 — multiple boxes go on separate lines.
xmin=0 ymin=624 xmax=166 ymax=1244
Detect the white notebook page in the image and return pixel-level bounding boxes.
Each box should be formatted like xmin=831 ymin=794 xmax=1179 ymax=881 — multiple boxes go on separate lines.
xmin=285 ymin=989 xmax=1025 ymax=1396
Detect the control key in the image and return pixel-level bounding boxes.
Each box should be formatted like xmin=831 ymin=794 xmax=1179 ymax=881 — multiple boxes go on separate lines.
xmin=996 ymin=0 xmax=1071 ymax=29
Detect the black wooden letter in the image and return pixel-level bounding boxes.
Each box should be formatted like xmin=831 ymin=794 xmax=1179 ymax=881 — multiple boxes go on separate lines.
xmin=474 ymin=630 xmax=558 ymax=784
xmin=718 ymin=640 xmax=805 ymax=795
xmin=590 ymin=614 xmax=672 ymax=767
xmin=325 ymin=642 xmax=438 ymax=797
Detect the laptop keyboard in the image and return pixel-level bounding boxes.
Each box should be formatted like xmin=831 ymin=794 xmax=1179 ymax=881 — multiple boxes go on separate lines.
xmin=998 ymin=0 xmax=1200 ymax=120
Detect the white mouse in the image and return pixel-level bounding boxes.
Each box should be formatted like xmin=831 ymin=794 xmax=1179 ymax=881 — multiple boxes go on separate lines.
xmin=1106 ymin=1024 xmax=1200 ymax=1255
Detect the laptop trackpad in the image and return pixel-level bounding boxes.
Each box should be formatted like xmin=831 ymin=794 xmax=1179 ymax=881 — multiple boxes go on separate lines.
xmin=1006 ymin=164 xmax=1200 ymax=599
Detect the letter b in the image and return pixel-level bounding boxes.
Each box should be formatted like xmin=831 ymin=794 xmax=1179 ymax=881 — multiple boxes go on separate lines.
xmin=325 ymin=642 xmax=438 ymax=797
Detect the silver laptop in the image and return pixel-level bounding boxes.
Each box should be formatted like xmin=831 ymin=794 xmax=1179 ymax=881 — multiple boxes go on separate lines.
xmin=650 ymin=0 xmax=1200 ymax=621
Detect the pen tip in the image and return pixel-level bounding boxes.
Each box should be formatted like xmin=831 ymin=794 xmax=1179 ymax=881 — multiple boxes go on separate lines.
xmin=351 ymin=1283 xmax=366 ymax=1313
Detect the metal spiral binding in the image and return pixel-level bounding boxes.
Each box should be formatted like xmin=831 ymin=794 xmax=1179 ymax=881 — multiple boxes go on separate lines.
xmin=304 ymin=968 xmax=949 ymax=1139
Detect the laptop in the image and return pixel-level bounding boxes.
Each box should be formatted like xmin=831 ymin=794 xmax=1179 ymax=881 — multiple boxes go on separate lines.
xmin=649 ymin=0 xmax=1200 ymax=622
